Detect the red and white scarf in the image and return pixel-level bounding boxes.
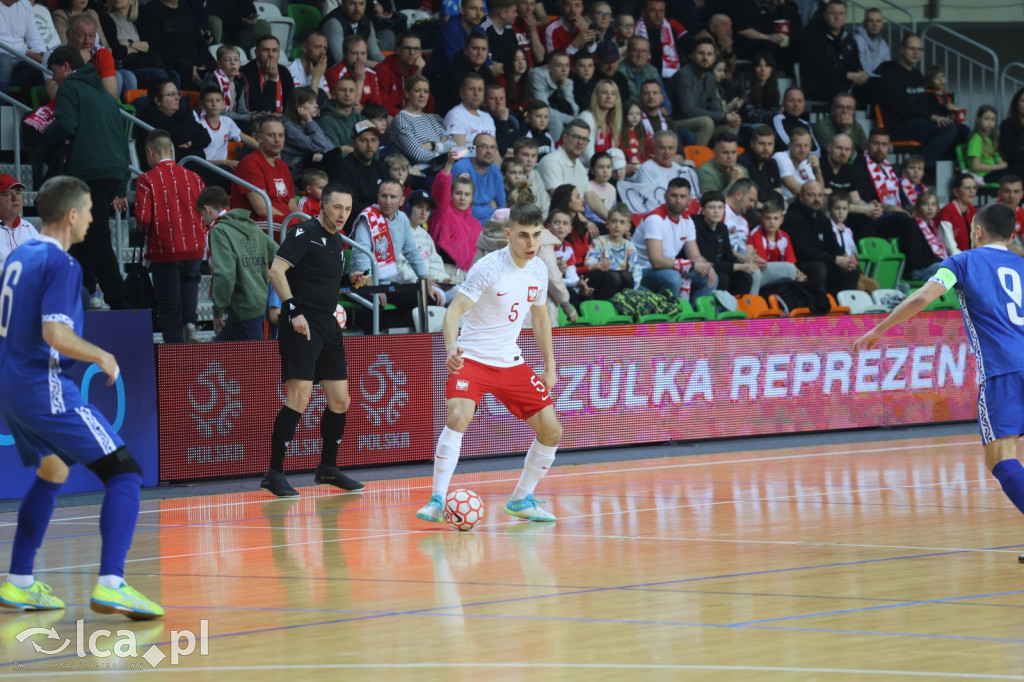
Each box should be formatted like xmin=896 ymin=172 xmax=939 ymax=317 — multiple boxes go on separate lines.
xmin=915 ymin=216 xmax=947 ymax=259
xmin=214 ymin=69 xmax=234 ymax=111
xmin=635 ymin=20 xmax=681 ymax=77
xmin=258 ymin=69 xmax=283 ymax=113
xmin=627 ymin=129 xmax=642 ymax=164
xmin=360 ymin=206 xmax=397 ymax=281
xmin=23 ymin=102 xmax=56 ymax=134
xmin=641 ymin=110 xmax=669 ymax=151
xmin=901 ymin=176 xmax=924 ymax=205
xmin=595 ymin=124 xmax=613 ymax=153
xmin=864 ymin=152 xmax=901 ymax=207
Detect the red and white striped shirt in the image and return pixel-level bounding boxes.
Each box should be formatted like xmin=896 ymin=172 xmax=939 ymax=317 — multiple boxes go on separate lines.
xmin=134 ymin=159 xmax=207 ymax=262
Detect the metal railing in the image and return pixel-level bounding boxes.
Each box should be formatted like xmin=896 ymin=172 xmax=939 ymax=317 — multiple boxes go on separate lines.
xmin=920 ymin=24 xmax=1001 ymax=121
xmin=845 ymin=0 xmax=916 ymax=40
xmin=1001 ymin=62 xmax=1024 ymax=108
xmin=0 ymin=91 xmax=32 ymax=185
xmin=178 ymin=156 xmax=276 ymax=241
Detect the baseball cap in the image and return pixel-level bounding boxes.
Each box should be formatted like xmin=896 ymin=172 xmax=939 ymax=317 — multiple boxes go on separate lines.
xmin=405 ymin=189 xmax=436 ymax=212
xmin=352 ymin=120 xmax=381 ymax=138
xmin=607 ymin=147 xmax=626 ymax=171
xmin=595 ymin=41 xmax=621 ymax=62
xmin=0 ymin=175 xmax=27 ymax=192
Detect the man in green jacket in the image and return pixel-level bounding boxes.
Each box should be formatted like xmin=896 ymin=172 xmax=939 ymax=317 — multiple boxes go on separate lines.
xmin=319 ymin=75 xmax=362 ymax=155
xmin=196 ymin=187 xmax=279 ymax=341
xmin=43 ymin=48 xmax=131 ymax=310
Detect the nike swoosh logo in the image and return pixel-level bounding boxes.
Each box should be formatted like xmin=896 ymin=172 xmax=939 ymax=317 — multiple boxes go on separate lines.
xmin=496 ymin=291 xmax=509 ymax=296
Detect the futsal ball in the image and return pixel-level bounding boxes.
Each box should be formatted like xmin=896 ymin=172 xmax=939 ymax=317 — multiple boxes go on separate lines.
xmin=444 ymin=489 xmax=484 ymax=531
xmin=333 ymin=303 xmax=347 ymax=328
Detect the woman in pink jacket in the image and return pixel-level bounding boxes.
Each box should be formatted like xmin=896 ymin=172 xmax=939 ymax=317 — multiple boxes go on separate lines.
xmin=429 ymin=151 xmax=482 ymax=284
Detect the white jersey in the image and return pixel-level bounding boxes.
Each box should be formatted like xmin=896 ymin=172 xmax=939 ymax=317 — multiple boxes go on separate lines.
xmin=458 ymin=246 xmax=548 ymax=368
xmin=773 ymin=151 xmax=814 ymax=200
xmin=632 ymin=205 xmax=696 ymax=270
xmin=195 ymin=113 xmax=242 ymax=161
xmin=443 ymin=104 xmax=497 ymax=143
xmin=723 ymin=202 xmax=750 ymax=254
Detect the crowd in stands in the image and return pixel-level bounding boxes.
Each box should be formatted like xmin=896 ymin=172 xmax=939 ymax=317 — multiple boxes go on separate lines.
xmin=3 ymin=0 xmax=1024 ymax=339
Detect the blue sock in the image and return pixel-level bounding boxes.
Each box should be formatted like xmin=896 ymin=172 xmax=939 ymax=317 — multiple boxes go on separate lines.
xmin=9 ymin=477 xmax=62 ymax=576
xmin=992 ymin=459 xmax=1024 ymax=515
xmin=99 ymin=473 xmax=142 ymax=578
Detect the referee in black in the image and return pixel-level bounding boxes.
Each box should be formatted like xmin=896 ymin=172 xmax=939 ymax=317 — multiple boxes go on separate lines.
xmin=263 ymin=183 xmax=369 ymax=497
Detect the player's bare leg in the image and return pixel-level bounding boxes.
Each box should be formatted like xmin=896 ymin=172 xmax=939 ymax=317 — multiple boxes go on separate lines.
xmin=417 ymin=398 xmax=476 ymax=522
xmin=504 ymin=405 xmax=561 ymax=522
xmin=313 ymin=379 xmax=364 ymax=491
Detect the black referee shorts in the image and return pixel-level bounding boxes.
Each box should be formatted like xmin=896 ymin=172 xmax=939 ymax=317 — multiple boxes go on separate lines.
xmin=278 ymin=312 xmax=348 ymax=383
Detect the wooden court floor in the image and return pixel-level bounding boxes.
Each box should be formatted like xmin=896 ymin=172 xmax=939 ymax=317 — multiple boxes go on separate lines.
xmin=1 ymin=432 xmax=1024 ymax=680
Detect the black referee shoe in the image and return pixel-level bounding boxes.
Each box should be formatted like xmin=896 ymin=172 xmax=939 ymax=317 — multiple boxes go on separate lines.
xmin=261 ymin=469 xmax=301 ymax=498
xmin=314 ymin=465 xmax=365 ymax=491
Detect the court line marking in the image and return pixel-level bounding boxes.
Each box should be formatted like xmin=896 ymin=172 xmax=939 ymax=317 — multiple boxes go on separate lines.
xmin=0 ymin=438 xmax=980 ymax=527
xmin=0 ymin=663 xmax=1021 ymax=678
xmin=17 ymin=476 xmax=1022 ymax=572
xmin=4 ymin=463 xmax=1005 ymax=554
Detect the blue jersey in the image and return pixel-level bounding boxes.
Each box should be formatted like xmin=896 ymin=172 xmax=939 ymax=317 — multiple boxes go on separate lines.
xmin=0 ymin=236 xmax=85 ymax=413
xmin=935 ymin=244 xmax=1024 ymax=381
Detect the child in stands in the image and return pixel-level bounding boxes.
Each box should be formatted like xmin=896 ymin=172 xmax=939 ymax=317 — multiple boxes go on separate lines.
xmin=584 ymin=150 xmax=617 ymax=226
xmin=900 ymin=154 xmax=928 ymax=205
xmin=297 ymin=168 xmax=328 ymax=218
xmin=195 ymin=87 xmax=256 ymax=181
xmin=584 ymin=203 xmax=642 ymax=298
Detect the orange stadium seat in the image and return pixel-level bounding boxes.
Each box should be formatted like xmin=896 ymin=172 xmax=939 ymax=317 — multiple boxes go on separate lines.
xmin=683 ymin=145 xmax=714 ymax=167
xmin=123 ymin=88 xmax=147 ymax=106
xmin=180 ymin=90 xmax=200 ymax=109
xmin=736 ymin=294 xmax=783 ymax=318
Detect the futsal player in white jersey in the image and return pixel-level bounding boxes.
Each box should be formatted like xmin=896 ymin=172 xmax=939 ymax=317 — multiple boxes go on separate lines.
xmin=416 ymin=202 xmax=562 ymax=523
xmin=855 ymin=204 xmax=1024 ymax=532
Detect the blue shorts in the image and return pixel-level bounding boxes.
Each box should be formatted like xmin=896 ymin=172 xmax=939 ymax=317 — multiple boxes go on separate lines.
xmin=0 ymin=405 xmax=124 ymax=469
xmin=978 ymin=371 xmax=1024 ymax=444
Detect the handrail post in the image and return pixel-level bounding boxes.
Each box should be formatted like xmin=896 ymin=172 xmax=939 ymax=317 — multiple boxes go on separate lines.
xmin=0 ymin=91 xmax=32 ymax=185
xmin=178 ymin=155 xmax=276 ymax=241
xmin=338 ymin=233 xmax=382 ymax=335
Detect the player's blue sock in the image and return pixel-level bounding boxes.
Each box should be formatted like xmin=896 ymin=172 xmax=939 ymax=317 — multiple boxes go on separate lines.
xmin=9 ymin=477 xmax=62 ymax=575
xmin=992 ymin=459 xmax=1024 ymax=515
xmin=98 ymin=473 xmax=142 ymax=577
xmin=320 ymin=408 xmax=346 ymax=467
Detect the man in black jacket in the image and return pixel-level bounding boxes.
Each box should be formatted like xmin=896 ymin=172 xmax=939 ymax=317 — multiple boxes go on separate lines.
xmin=877 ymin=34 xmax=967 ymax=177
xmin=785 ymin=180 xmax=860 ymax=294
xmin=333 ymin=120 xmax=389 ymax=232
xmin=799 ymin=0 xmax=867 ymax=102
xmin=137 ymin=79 xmax=211 ymax=171
xmin=240 ymin=35 xmax=295 ymax=115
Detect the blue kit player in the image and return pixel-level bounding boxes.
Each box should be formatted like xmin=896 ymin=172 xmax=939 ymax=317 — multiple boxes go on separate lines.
xmin=855 ymin=203 xmax=1024 ymax=554
xmin=0 ymin=176 xmax=162 ymax=619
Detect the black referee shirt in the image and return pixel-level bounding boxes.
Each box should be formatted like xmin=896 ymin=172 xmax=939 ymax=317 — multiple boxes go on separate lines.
xmin=276 ymin=218 xmax=346 ymax=315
